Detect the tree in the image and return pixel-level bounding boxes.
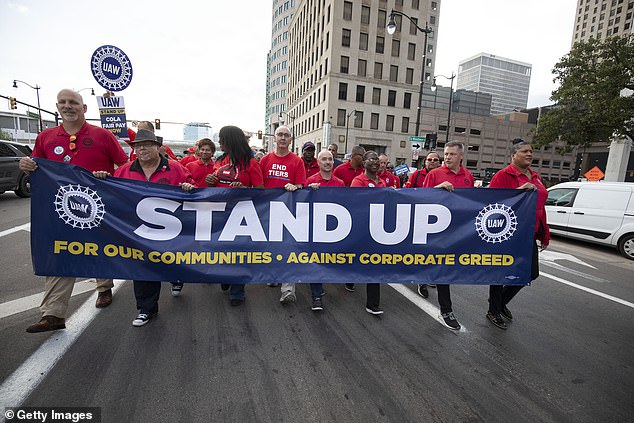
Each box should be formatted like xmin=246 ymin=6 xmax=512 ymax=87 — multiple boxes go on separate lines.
xmin=532 ymin=35 xmax=634 ymax=150
xmin=0 ymin=130 xmax=12 ymax=141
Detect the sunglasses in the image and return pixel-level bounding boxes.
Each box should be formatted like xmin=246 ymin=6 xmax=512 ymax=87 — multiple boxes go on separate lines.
xmin=426 ymin=158 xmax=439 ymax=162
xmin=69 ymin=135 xmax=77 ymax=151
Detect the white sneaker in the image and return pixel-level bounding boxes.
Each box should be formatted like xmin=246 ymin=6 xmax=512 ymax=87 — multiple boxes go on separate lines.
xmin=132 ymin=313 xmax=153 ymax=327
xmin=280 ymin=291 xmax=296 ymax=304
xmin=171 ymin=284 xmax=183 ymax=297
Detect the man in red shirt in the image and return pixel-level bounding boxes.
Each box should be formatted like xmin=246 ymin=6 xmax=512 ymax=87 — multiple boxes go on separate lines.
xmin=259 ymin=125 xmax=307 ymax=304
xmin=186 ymin=138 xmax=215 ymax=187
xmin=306 ymin=150 xmax=345 ymax=188
xmin=406 ymin=151 xmax=441 ymax=188
xmin=302 ymin=141 xmax=319 ymax=178
xmin=333 ymin=145 xmax=365 ymax=186
xmin=422 ymin=141 xmax=475 ymax=331
xmin=180 ymin=144 xmax=199 ymax=166
xmin=377 ymin=154 xmax=401 ymax=188
xmin=19 ymin=88 xmax=129 ymax=333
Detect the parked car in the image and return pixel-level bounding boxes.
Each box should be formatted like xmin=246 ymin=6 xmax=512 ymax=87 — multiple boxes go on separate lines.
xmin=545 ymin=181 xmax=634 ymax=260
xmin=0 ymin=140 xmax=32 ymax=198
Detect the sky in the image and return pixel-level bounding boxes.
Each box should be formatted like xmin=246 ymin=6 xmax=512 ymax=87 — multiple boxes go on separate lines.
xmin=0 ymin=0 xmax=577 ymax=141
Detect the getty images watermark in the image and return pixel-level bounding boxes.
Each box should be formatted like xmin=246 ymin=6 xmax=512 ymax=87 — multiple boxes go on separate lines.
xmin=4 ymin=407 xmax=101 ymax=423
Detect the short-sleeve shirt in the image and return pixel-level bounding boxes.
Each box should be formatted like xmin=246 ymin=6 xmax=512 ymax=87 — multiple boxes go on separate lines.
xmin=405 ymin=168 xmax=430 ymax=188
xmin=180 ymin=155 xmax=198 ymax=166
xmin=333 ymin=161 xmax=364 ymax=186
xmin=259 ymin=151 xmax=307 ymax=188
xmin=351 ymin=174 xmax=387 ymax=188
xmin=303 ymin=158 xmax=320 ymax=178
xmin=306 ymin=172 xmax=345 ymax=187
xmin=114 ymin=156 xmax=196 ymax=186
xmin=378 ymin=170 xmax=401 ymax=188
xmin=423 ymin=165 xmax=474 ymax=189
xmin=186 ymin=159 xmax=215 ymax=187
xmin=213 ymin=158 xmax=264 ymax=188
xmin=31 ymin=122 xmax=128 ymax=173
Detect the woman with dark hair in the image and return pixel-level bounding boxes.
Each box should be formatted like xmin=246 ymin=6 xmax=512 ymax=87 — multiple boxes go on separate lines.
xmin=486 ymin=138 xmax=550 ymax=329
xmin=206 ymin=126 xmax=264 ymax=305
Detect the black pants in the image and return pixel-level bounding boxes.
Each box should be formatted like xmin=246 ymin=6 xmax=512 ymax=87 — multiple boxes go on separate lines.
xmin=134 ymin=280 xmax=161 ymax=314
xmin=489 ymin=241 xmax=539 ymax=314
xmin=437 ymin=284 xmax=452 ymax=314
xmin=366 ymin=283 xmax=380 ymax=308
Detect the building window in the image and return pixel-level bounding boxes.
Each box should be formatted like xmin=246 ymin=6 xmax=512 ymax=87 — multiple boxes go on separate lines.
xmin=466 ymin=160 xmax=478 ymax=168
xmin=343 ymin=1 xmax=352 ymax=20
xmin=553 ymin=160 xmax=561 ymax=167
xmin=377 ymin=9 xmax=386 ymax=29
xmin=376 ymin=36 xmax=385 ymax=54
xmin=342 ymin=29 xmax=351 ymax=47
xmin=338 ymin=82 xmax=348 ymax=100
xmin=361 ymin=6 xmax=371 ymax=25
xmin=389 ymin=65 xmax=398 ymax=82
xmin=391 ymin=39 xmax=400 ymax=57
xmin=470 ymin=128 xmax=481 ymax=135
xmin=542 ymin=159 xmax=550 ymax=166
xmin=337 ymin=109 xmax=346 ymax=126
xmin=354 ymin=111 xmax=363 ymax=128
xmin=371 ymin=113 xmax=379 ymax=129
xmin=406 ymin=68 xmax=414 ymax=84
xmin=403 ymin=92 xmax=411 ymax=109
xmin=374 ymin=62 xmax=383 ymax=79
xmin=401 ymin=117 xmax=410 ymax=133
xmin=412 ymin=0 xmax=420 ymax=9
xmin=410 ymin=17 xmax=418 ymax=35
xmin=386 ymin=115 xmax=394 ymax=131
xmin=359 ymin=32 xmax=368 ymax=51
xmin=388 ymin=90 xmax=396 ymax=106
xmin=358 ymin=59 xmax=367 ymax=77
xmin=356 ymin=85 xmax=365 ymax=102
xmin=407 ymin=43 xmax=416 ymax=60
xmin=429 ymin=15 xmax=436 ymax=25
xmin=454 ymin=127 xmax=466 ymax=133
xmin=372 ymin=87 xmax=381 ymax=105
xmin=340 ymin=56 xmax=349 ymax=73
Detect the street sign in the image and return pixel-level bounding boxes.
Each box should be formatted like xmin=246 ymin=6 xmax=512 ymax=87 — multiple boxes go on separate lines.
xmin=583 ymin=166 xmax=605 ymax=181
xmin=409 ymin=136 xmax=425 ymax=143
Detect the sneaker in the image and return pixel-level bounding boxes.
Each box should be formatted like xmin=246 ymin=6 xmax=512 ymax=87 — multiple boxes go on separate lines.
xmin=132 ymin=313 xmax=154 ymax=327
xmin=365 ymin=305 xmax=384 ymax=315
xmin=345 ymin=283 xmax=355 ymax=292
xmin=267 ymin=283 xmax=280 ymax=287
xmin=501 ymin=306 xmax=513 ymax=321
xmin=280 ymin=290 xmax=296 ymax=304
xmin=486 ymin=312 xmax=508 ymax=330
xmin=311 ymin=297 xmax=324 ymax=311
xmin=171 ymin=284 xmax=183 ymax=297
xmin=417 ymin=284 xmax=429 ymax=298
xmin=441 ymin=312 xmax=461 ymax=330
xmin=230 ymin=298 xmax=244 ymax=306
xmin=221 ymin=284 xmax=230 ymax=291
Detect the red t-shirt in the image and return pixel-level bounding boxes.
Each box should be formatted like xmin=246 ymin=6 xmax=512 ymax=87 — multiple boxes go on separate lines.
xmin=405 ymin=168 xmax=430 ymax=188
xmin=423 ymin=165 xmax=474 ymax=189
xmin=303 ymin=158 xmax=320 ymax=178
xmin=186 ymin=159 xmax=215 ymax=187
xmin=378 ymin=170 xmax=401 ymax=188
xmin=306 ymin=172 xmax=345 ymax=187
xmin=351 ymin=174 xmax=387 ymax=188
xmin=31 ymin=122 xmax=128 ymax=173
xmin=114 ymin=156 xmax=196 ymax=186
xmin=333 ymin=161 xmax=364 ymax=186
xmin=180 ymin=155 xmax=198 ymax=166
xmin=260 ymin=152 xmax=307 ymax=188
xmin=212 ymin=158 xmax=264 ymax=188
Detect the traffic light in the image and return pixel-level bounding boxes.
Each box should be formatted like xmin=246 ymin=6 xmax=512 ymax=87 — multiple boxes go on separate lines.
xmin=425 ymin=133 xmax=437 ymax=150
xmin=154 ymin=119 xmax=161 ymax=130
xmin=257 ymin=130 xmax=263 ymax=139
xmin=9 ymin=97 xmax=17 ymax=110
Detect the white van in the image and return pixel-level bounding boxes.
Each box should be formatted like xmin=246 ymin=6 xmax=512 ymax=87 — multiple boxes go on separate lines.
xmin=545 ymin=182 xmax=634 ymax=260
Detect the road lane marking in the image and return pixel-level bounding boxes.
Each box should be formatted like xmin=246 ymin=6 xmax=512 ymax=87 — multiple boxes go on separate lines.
xmin=389 ymin=283 xmax=466 ymax=332
xmin=0 ymin=279 xmax=97 ymax=319
xmin=540 ymin=271 xmax=634 ymax=309
xmin=0 ymin=223 xmax=30 ymax=238
xmin=0 ymin=280 xmax=125 ymax=413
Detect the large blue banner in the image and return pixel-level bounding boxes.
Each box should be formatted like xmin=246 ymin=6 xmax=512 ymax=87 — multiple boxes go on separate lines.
xmin=30 ymin=159 xmax=536 ymax=285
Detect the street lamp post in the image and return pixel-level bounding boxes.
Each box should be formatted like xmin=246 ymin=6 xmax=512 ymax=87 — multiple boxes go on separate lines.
xmin=344 ymin=109 xmax=357 ymax=154
xmin=13 ymin=79 xmax=42 ymax=133
xmin=279 ymin=111 xmax=296 ymax=152
xmin=431 ymin=73 xmax=456 ymax=143
xmin=77 ymin=88 xmax=96 ymax=96
xmin=387 ymin=10 xmax=433 ymax=138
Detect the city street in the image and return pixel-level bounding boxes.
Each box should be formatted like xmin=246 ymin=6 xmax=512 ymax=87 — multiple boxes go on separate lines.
xmin=1 ymin=193 xmax=632 ymax=423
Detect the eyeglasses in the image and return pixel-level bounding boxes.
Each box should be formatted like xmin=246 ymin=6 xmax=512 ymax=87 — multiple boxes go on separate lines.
xmin=426 ymin=158 xmax=439 ymax=162
xmin=276 ymin=132 xmax=292 ymax=137
xmin=69 ymin=135 xmax=77 ymax=151
xmin=365 ymin=157 xmax=379 ymax=162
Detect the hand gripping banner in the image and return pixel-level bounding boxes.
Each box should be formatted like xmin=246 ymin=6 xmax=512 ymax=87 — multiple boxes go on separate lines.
xmin=30 ymin=159 xmax=536 ymax=285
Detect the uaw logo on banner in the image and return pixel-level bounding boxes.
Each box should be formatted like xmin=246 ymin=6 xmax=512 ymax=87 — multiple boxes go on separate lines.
xmin=30 ymin=159 xmax=538 ymax=286
xmin=90 ymin=45 xmax=133 ymax=92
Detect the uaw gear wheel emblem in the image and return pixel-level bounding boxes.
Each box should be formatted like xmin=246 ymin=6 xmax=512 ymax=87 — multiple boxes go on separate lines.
xmin=54 ymin=184 xmax=105 ymax=229
xmin=475 ymin=203 xmax=518 ymax=243
xmin=90 ymin=45 xmax=133 ymax=92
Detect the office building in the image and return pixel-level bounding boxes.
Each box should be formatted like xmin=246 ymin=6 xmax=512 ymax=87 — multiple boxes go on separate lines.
xmin=571 ymin=0 xmax=633 ymax=44
xmin=183 ymin=122 xmax=211 ymax=141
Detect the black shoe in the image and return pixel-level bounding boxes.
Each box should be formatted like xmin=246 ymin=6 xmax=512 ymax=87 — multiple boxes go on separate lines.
xmin=365 ymin=305 xmax=384 ymax=315
xmin=311 ymin=297 xmax=324 ymax=311
xmin=345 ymin=283 xmax=355 ymax=292
xmin=441 ymin=312 xmax=461 ymax=330
xmin=417 ymin=284 xmax=429 ymax=298
xmin=171 ymin=283 xmax=183 ymax=297
xmin=428 ymin=284 xmax=437 ymax=288
xmin=487 ymin=312 xmax=508 ymax=330
xmin=501 ymin=305 xmax=513 ymax=321
xmin=267 ymin=283 xmax=280 ymax=287
xmin=221 ymin=284 xmax=230 ymax=291
xmin=230 ymin=298 xmax=244 ymax=306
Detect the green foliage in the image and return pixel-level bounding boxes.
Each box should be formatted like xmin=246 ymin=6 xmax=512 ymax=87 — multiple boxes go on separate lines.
xmin=532 ymin=35 xmax=634 ymax=150
xmin=0 ymin=130 xmax=13 ymax=141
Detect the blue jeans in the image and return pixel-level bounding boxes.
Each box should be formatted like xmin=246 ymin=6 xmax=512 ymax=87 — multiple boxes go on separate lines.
xmin=310 ymin=283 xmax=323 ymax=299
xmin=230 ymin=284 xmax=245 ymax=300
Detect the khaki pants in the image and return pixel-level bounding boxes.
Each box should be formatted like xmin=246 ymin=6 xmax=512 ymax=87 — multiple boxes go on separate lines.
xmin=40 ymin=277 xmax=114 ymax=318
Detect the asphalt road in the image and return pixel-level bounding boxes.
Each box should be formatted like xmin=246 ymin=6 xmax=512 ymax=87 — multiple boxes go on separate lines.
xmin=1 ymin=193 xmax=632 ymax=423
